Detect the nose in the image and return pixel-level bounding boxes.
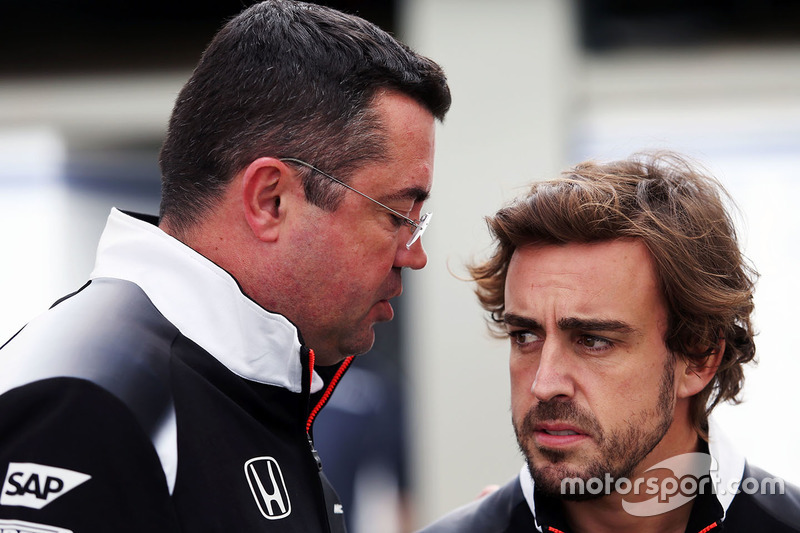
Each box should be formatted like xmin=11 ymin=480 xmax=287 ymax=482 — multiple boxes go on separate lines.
xmin=395 ymin=238 xmax=428 ymax=270
xmin=531 ymin=338 xmax=575 ymax=402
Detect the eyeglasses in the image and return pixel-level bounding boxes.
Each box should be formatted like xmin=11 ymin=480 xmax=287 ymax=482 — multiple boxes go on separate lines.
xmin=281 ymin=158 xmax=431 ymax=249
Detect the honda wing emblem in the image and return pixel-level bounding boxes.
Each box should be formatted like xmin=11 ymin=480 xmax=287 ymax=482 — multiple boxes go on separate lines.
xmin=244 ymin=457 xmax=291 ymax=520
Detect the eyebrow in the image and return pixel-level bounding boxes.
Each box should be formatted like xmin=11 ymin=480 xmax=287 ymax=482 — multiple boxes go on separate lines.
xmin=557 ymin=317 xmax=637 ymax=335
xmin=503 ymin=314 xmax=542 ymax=331
xmin=503 ymin=313 xmax=636 ymax=335
xmin=382 ymin=186 xmax=430 ymax=205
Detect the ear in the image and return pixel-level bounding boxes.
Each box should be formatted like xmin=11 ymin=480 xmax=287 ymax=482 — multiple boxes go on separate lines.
xmin=676 ymin=339 xmax=725 ymax=399
xmin=241 ymin=157 xmax=293 ymax=242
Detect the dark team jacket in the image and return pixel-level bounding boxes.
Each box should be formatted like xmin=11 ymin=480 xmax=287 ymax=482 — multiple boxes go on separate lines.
xmin=419 ymin=441 xmax=800 ymax=532
xmin=0 ymin=209 xmax=352 ymax=533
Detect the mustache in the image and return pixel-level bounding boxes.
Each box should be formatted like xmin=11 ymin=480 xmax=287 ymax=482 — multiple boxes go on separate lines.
xmin=519 ymin=399 xmax=603 ymax=440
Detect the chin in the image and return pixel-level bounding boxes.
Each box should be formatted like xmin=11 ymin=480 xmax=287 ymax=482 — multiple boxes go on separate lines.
xmin=529 ymin=462 xmax=607 ymax=501
xmin=337 ymin=329 xmax=376 ymax=359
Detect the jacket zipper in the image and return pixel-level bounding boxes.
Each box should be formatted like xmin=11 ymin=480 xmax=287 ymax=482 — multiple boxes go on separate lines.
xmin=305 ymin=353 xmax=354 ymax=433
xmin=304 ymin=349 xmax=353 ymax=533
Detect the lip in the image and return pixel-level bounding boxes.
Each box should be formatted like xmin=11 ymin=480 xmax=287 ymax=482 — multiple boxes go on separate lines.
xmin=374 ymin=280 xmax=402 ymax=321
xmin=533 ymin=422 xmax=590 ymax=448
xmin=379 ymin=287 xmax=402 ymax=306
xmin=385 ymin=289 xmax=402 ymax=301
xmin=385 ymin=282 xmax=403 ymax=301
xmin=378 ymin=288 xmax=402 ymax=306
xmin=374 ymin=299 xmax=395 ymax=322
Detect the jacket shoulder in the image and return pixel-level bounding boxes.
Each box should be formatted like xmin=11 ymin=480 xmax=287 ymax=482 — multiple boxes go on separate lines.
xmin=724 ymin=463 xmax=800 ymax=532
xmin=0 ymin=278 xmax=180 ymax=477
xmin=1 ymin=278 xmax=178 ymax=399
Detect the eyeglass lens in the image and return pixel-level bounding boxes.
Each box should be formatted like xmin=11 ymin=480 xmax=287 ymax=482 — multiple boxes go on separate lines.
xmin=406 ymin=212 xmax=431 ymax=249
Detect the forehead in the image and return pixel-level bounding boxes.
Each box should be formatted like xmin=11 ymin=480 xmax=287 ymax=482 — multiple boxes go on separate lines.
xmin=350 ymin=91 xmax=436 ymax=201
xmin=505 ymin=240 xmax=667 ymax=324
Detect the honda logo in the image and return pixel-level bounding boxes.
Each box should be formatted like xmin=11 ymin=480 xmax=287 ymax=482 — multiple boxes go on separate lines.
xmin=244 ymin=457 xmax=291 ymax=520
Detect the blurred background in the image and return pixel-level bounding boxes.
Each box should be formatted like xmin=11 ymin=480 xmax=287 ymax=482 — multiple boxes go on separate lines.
xmin=1 ymin=0 xmax=799 ymax=531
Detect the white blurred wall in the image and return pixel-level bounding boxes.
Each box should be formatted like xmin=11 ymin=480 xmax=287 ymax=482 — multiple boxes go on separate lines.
xmin=0 ymin=74 xmax=184 ymax=340
xmin=400 ymin=0 xmax=579 ymax=524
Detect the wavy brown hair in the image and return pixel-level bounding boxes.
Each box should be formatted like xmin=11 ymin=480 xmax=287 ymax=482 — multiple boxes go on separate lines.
xmin=470 ymin=152 xmax=758 ymax=438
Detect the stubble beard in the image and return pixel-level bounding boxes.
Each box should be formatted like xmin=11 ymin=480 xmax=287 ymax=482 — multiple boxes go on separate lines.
xmin=515 ymin=356 xmax=676 ymax=501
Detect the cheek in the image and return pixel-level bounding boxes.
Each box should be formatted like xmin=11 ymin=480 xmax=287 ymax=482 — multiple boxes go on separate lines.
xmin=349 ymin=230 xmax=400 ymax=265
xmin=509 ymin=356 xmax=536 ymax=412
xmin=586 ymin=364 xmax=660 ymax=422
xmin=509 ymin=352 xmax=530 ymax=383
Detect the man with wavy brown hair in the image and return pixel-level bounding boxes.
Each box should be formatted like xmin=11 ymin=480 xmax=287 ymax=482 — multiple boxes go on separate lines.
xmin=421 ymin=152 xmax=800 ymax=533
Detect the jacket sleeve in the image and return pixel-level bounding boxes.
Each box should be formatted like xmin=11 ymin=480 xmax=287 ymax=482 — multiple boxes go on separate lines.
xmin=0 ymin=378 xmax=180 ymax=533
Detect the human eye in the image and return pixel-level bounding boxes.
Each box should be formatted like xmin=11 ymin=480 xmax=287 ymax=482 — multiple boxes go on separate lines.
xmin=576 ymin=335 xmax=613 ymax=353
xmin=508 ymin=330 xmax=541 ymax=349
xmin=388 ymin=213 xmax=407 ymax=228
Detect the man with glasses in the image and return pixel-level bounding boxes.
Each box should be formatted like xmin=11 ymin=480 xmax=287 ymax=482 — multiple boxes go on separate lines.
xmin=0 ymin=1 xmax=450 ymax=532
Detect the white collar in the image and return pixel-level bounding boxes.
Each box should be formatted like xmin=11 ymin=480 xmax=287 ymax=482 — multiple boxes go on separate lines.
xmin=706 ymin=416 xmax=746 ymax=517
xmin=519 ymin=416 xmax=746 ymax=529
xmin=90 ymin=209 xmax=323 ymax=394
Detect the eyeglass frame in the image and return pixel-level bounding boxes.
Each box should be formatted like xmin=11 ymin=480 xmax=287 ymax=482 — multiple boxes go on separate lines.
xmin=280 ymin=157 xmax=431 ymax=249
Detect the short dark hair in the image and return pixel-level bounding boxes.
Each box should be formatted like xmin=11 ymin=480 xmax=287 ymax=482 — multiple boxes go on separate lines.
xmin=159 ymin=0 xmax=451 ymax=234
xmin=470 ymin=152 xmax=758 ymax=438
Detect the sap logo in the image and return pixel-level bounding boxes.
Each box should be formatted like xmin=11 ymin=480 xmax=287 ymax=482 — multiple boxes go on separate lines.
xmin=245 ymin=457 xmax=291 ymax=520
xmin=1 ymin=463 xmax=91 ymax=510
